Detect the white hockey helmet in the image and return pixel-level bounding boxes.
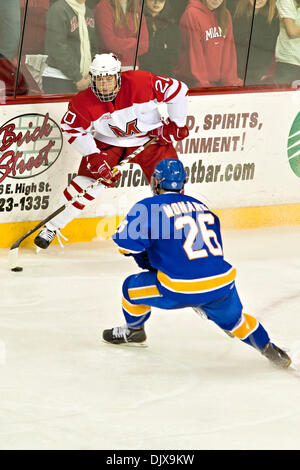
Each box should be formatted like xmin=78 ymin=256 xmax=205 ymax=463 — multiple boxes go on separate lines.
xmin=89 ymin=53 xmax=121 ymax=102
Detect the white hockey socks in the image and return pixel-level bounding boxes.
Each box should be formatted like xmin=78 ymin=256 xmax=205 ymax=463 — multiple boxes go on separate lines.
xmin=47 ymin=175 xmax=104 ymax=230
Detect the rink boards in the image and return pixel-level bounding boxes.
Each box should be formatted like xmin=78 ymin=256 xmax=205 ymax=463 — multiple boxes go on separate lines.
xmin=0 ymin=90 xmax=300 ymax=247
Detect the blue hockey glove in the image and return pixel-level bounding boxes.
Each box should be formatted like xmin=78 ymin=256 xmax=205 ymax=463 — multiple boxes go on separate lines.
xmin=132 ymin=252 xmax=156 ymax=271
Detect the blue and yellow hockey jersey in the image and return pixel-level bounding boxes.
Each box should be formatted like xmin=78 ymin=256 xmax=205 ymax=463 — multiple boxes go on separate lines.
xmin=113 ymin=192 xmax=236 ymax=304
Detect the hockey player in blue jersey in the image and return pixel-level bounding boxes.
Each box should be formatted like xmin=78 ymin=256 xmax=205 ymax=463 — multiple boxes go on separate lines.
xmin=103 ymin=159 xmax=291 ymax=368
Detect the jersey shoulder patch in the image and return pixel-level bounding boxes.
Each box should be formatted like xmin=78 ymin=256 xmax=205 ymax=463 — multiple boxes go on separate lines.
xmin=70 ymin=88 xmax=108 ymax=123
xmin=115 ymin=70 xmax=154 ymax=109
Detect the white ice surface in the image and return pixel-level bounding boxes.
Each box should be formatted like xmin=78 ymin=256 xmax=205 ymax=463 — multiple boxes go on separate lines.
xmin=1 ymin=226 xmax=300 ymax=450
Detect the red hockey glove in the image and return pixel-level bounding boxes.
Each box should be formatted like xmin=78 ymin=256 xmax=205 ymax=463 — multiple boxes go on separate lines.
xmin=86 ymin=153 xmax=121 ymax=187
xmin=148 ymin=120 xmax=189 ymax=145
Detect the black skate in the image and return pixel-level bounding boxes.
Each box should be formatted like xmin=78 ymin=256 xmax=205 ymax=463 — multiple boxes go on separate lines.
xmin=261 ymin=342 xmax=291 ymax=368
xmin=103 ymin=325 xmax=146 ymax=346
xmin=34 ymin=227 xmax=57 ymax=249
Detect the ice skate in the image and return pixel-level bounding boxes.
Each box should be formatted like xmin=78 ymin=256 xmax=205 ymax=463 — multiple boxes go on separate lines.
xmin=34 ymin=227 xmax=58 ymax=249
xmin=34 ymin=221 xmax=68 ymax=249
xmin=261 ymin=342 xmax=291 ymax=368
xmin=102 ymin=325 xmax=147 ymax=346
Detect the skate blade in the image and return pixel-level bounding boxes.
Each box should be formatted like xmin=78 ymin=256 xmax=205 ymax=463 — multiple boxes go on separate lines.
xmin=284 ymin=358 xmax=292 ymax=369
xmin=102 ymin=339 xmax=148 ymax=348
xmin=268 ymin=357 xmax=292 ymax=369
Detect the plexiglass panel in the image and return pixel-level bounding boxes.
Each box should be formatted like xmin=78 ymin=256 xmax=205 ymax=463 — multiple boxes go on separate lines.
xmin=94 ymin=0 xmax=147 ymax=72
xmin=175 ymin=0 xmax=243 ymax=88
xmin=40 ymin=0 xmax=144 ymax=95
xmin=137 ymin=0 xmax=186 ymax=77
xmin=0 ymin=0 xmax=23 ymax=98
xmin=0 ymin=0 xmax=295 ymax=98
xmin=229 ymin=0 xmax=280 ymax=86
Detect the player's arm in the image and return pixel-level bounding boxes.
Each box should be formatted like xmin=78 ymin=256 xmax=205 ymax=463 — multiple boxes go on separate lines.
xmin=148 ymin=74 xmax=189 ymax=145
xmin=61 ymin=100 xmax=98 ymax=155
xmin=119 ymin=250 xmax=156 ymax=271
xmin=112 ymin=201 xmax=154 ymax=270
xmin=60 ymin=100 xmax=120 ymax=185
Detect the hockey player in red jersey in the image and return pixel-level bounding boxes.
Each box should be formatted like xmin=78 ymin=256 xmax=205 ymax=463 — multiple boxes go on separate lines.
xmin=34 ymin=53 xmax=189 ymax=249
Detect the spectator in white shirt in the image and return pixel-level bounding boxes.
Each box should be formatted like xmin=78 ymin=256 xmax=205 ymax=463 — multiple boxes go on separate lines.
xmin=275 ymin=0 xmax=300 ymax=84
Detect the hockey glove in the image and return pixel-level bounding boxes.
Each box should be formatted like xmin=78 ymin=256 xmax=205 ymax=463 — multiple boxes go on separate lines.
xmin=148 ymin=119 xmax=189 ymax=145
xmin=86 ymin=152 xmax=121 ymax=187
xmin=132 ymin=252 xmax=156 ymax=271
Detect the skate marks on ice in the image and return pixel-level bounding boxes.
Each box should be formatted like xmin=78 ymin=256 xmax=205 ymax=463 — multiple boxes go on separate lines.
xmin=288 ymin=341 xmax=300 ymax=376
xmin=0 ymin=227 xmax=300 ymax=449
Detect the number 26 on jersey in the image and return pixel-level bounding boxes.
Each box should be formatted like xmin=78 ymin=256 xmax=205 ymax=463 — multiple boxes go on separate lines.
xmin=175 ymin=213 xmax=223 ymax=260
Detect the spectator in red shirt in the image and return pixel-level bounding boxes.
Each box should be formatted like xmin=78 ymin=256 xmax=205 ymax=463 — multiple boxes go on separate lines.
xmin=94 ymin=0 xmax=149 ymax=70
xmin=174 ymin=0 xmax=242 ymax=88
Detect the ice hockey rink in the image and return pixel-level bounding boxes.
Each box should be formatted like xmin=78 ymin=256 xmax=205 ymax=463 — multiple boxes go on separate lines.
xmin=1 ymin=225 xmax=300 ymax=451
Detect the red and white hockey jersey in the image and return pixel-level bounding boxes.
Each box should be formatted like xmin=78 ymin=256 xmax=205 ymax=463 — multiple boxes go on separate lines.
xmin=61 ymin=70 xmax=188 ymax=156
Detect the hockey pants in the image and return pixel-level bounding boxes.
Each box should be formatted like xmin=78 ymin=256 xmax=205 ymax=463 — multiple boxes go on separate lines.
xmin=122 ymin=271 xmax=270 ymax=350
xmin=48 ymin=141 xmax=177 ymax=230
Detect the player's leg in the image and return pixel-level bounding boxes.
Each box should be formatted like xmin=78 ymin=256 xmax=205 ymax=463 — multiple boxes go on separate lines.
xmin=200 ymin=285 xmax=291 ymax=368
xmin=102 ymin=271 xmax=183 ymax=345
xmin=130 ymin=142 xmax=178 ymax=182
xmin=34 ymin=145 xmax=123 ymax=249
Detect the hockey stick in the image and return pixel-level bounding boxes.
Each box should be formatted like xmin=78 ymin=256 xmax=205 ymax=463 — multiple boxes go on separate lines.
xmin=9 ymin=137 xmax=156 ymax=271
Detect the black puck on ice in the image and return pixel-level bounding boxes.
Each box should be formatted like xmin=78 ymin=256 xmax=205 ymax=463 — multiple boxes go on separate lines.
xmin=11 ymin=266 xmax=23 ymax=272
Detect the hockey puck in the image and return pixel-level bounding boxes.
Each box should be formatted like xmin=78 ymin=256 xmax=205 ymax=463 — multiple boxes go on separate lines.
xmin=11 ymin=266 xmax=23 ymax=272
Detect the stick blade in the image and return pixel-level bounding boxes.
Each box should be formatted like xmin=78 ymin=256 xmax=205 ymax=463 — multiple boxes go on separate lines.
xmin=8 ymin=247 xmax=20 ymax=271
xmin=10 ymin=239 xmax=22 ymax=250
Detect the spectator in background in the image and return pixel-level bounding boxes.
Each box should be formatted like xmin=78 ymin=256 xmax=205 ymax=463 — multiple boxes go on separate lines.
xmin=94 ymin=0 xmax=148 ymax=70
xmin=275 ymin=0 xmax=300 ymax=84
xmin=171 ymin=0 xmax=189 ymax=22
xmin=230 ymin=0 xmax=279 ymax=85
xmin=139 ymin=0 xmax=181 ymax=76
xmin=174 ymin=0 xmax=242 ymax=88
xmin=19 ymin=0 xmax=50 ymax=55
xmin=43 ymin=0 xmax=97 ymax=94
xmin=0 ymin=0 xmax=33 ymax=97
xmin=0 ymin=53 xmax=28 ymax=98
xmin=19 ymin=0 xmax=50 ymax=91
xmin=86 ymin=0 xmax=99 ymax=6
xmin=0 ymin=0 xmax=20 ymax=60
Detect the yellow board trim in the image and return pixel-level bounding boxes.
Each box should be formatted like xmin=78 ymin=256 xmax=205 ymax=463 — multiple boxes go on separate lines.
xmin=157 ymin=268 xmax=236 ymax=293
xmin=214 ymin=203 xmax=300 ymax=229
xmin=0 ymin=216 xmax=123 ymax=249
xmin=122 ymin=297 xmax=150 ymax=316
xmin=128 ymin=285 xmax=162 ymax=300
xmin=0 ymin=203 xmax=300 ymax=249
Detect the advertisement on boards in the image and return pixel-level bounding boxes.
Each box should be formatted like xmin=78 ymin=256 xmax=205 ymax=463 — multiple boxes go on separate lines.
xmin=0 ymin=91 xmax=300 ymax=224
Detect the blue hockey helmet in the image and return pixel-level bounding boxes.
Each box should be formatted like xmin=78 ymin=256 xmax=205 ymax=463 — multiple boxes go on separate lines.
xmin=151 ymin=159 xmax=186 ymax=194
